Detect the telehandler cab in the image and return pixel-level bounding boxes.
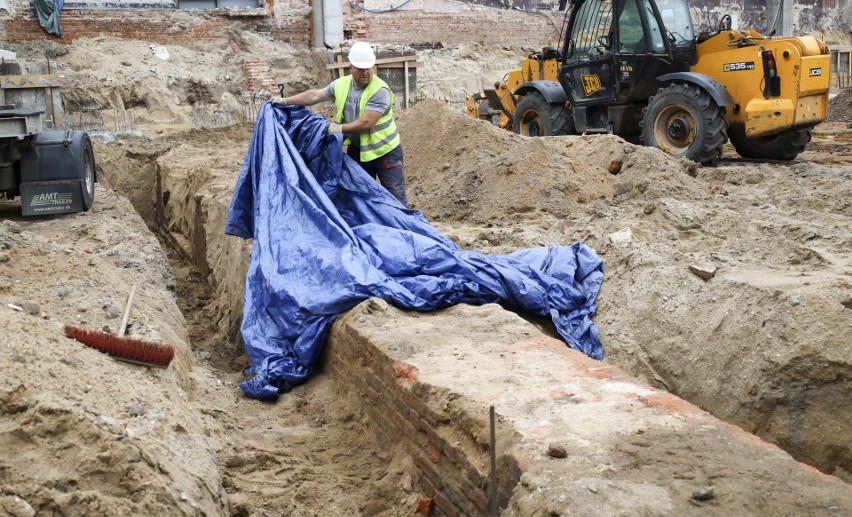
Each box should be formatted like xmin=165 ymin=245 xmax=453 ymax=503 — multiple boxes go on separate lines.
xmin=466 ymin=0 xmax=831 ymax=164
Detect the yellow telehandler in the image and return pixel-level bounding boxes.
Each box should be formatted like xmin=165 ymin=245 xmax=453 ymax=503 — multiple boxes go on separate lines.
xmin=466 ymin=0 xmax=831 ymax=164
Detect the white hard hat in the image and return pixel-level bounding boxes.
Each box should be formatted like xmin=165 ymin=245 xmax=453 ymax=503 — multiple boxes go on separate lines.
xmin=348 ymin=42 xmax=376 ymax=69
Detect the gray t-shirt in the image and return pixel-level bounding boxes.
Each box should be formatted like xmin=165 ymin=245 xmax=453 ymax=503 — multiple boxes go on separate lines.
xmin=325 ymin=78 xmax=391 ymax=125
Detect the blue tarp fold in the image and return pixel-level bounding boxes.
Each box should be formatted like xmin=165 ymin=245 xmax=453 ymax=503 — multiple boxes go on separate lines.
xmin=226 ymin=103 xmax=604 ymax=399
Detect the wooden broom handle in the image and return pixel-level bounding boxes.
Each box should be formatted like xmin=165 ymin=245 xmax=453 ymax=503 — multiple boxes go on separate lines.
xmin=118 ymin=284 xmax=136 ymax=338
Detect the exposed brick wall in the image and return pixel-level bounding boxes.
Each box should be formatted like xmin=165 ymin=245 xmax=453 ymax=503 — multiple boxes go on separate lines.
xmin=326 ymin=317 xmax=521 ymax=516
xmin=5 ymin=9 xmax=222 ymax=44
xmin=1 ymin=0 xmax=847 ymax=51
xmin=1 ymin=0 xmax=559 ymax=49
xmin=343 ymin=0 xmax=561 ymax=48
xmin=0 ymin=4 xmax=311 ymax=46
xmin=365 ymin=11 xmax=560 ymax=47
xmin=242 ymin=58 xmax=278 ymax=92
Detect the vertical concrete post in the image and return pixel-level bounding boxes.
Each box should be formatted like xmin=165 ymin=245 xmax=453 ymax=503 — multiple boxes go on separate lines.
xmin=766 ymin=0 xmax=793 ymax=36
xmin=312 ymin=0 xmax=343 ymax=49
xmin=765 ymin=0 xmax=793 ymax=36
xmin=766 ymin=0 xmax=780 ymax=34
xmin=781 ymin=0 xmax=793 ymax=37
xmin=847 ymin=1 xmax=852 ymax=34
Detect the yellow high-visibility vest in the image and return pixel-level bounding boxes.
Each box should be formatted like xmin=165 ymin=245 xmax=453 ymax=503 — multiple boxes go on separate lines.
xmin=333 ymin=75 xmax=400 ymax=161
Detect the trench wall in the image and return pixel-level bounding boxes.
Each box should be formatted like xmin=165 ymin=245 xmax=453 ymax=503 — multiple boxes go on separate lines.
xmin=152 ymin=152 xmax=852 ymax=515
xmin=154 ymin=148 xmax=253 ymax=344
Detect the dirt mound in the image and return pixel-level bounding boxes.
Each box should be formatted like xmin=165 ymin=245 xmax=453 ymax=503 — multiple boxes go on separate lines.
xmin=49 ymin=37 xmax=241 ymax=129
xmin=399 ymin=100 xmax=852 ymax=479
xmin=10 ymin=33 xmax=327 ymax=135
xmin=0 ymin=192 xmax=228 ymax=515
xmin=3 ymin=35 xmax=851 ymax=516
xmin=828 ymin=87 xmax=852 ymax=122
xmin=398 ymin=99 xmax=705 ymax=223
xmin=416 ymin=43 xmax=529 ymax=101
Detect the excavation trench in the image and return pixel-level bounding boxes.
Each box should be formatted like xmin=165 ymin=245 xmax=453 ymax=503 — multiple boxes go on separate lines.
xmin=90 ymin=102 xmax=851 ymax=512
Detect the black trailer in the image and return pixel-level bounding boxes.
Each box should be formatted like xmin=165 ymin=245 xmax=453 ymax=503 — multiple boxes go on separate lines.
xmin=0 ymin=107 xmax=95 ymax=216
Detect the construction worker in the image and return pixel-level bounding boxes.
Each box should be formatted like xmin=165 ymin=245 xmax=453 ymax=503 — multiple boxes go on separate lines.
xmin=273 ymin=42 xmax=409 ymax=208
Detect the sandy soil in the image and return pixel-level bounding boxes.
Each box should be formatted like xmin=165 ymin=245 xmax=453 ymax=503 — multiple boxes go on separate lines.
xmin=399 ymin=101 xmax=852 ymax=478
xmin=1 ymin=33 xmax=850 ymax=515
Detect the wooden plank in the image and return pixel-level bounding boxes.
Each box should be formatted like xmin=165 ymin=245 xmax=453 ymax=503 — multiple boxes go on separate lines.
xmin=326 ymin=55 xmax=420 ymax=70
xmin=374 ymin=55 xmax=419 ymax=64
xmin=0 ymin=74 xmax=66 ymax=89
xmin=326 ymin=61 xmax=422 ymax=71
xmin=831 ymin=50 xmax=852 ymax=89
xmin=334 ymin=53 xmax=344 ymax=80
xmin=372 ymin=61 xmax=422 ymax=70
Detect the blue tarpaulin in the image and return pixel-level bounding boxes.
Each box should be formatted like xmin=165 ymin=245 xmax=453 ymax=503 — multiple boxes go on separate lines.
xmin=225 ymin=103 xmax=604 ymax=399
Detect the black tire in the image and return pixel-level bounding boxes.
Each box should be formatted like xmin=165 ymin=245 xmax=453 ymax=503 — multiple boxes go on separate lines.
xmin=512 ymin=92 xmax=573 ymax=137
xmin=640 ymin=83 xmax=728 ymax=165
xmin=79 ymin=133 xmax=96 ymax=211
xmin=728 ymin=126 xmax=811 ymax=161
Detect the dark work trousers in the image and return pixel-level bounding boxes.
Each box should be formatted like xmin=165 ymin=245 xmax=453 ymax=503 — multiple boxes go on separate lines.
xmin=347 ymin=144 xmax=409 ymax=208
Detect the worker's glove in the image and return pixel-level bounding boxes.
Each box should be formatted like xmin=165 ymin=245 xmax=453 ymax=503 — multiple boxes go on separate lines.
xmin=327 ymin=123 xmax=343 ymax=135
xmin=271 ymin=97 xmax=288 ymax=105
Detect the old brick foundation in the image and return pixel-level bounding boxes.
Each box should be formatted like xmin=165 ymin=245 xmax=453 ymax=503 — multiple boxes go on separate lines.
xmin=321 ymin=300 xmax=852 ymax=516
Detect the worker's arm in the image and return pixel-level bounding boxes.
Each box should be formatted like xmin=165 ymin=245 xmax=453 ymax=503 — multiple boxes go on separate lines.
xmin=278 ymin=88 xmax=332 ymax=106
xmin=339 ymin=109 xmax=383 ymax=134
xmin=336 ymin=86 xmax=391 ymax=134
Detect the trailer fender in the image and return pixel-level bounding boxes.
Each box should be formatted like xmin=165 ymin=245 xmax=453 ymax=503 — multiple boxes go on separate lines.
xmin=514 ymin=80 xmax=569 ymax=104
xmin=19 ymin=130 xmax=96 ymax=215
xmin=657 ymin=72 xmax=734 ymax=107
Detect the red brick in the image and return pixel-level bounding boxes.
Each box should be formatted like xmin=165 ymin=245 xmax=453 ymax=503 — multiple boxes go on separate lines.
xmin=431 ymin=490 xmax=461 ymax=517
xmin=414 ymin=498 xmax=432 ymax=516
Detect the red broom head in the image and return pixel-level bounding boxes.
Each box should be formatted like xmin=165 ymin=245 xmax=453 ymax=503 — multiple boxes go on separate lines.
xmin=64 ymin=325 xmax=175 ymax=368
